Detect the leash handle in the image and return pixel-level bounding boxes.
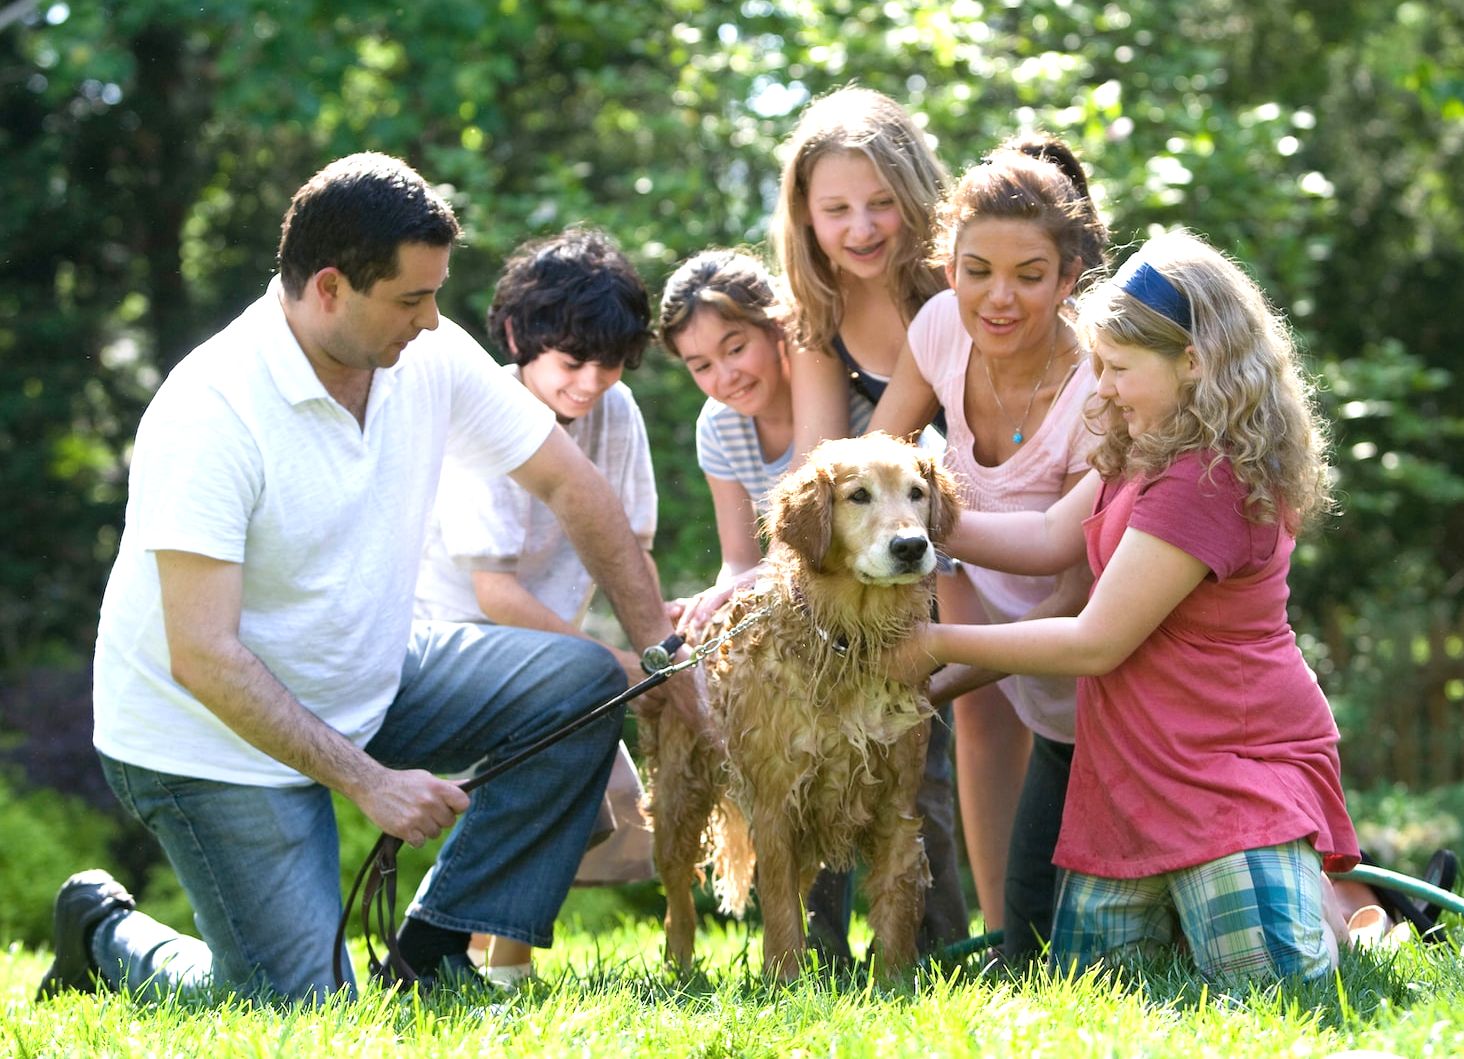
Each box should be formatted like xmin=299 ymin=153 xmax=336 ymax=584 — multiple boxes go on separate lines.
xmin=334 ymin=831 xmax=414 ymax=988
xmin=334 ymin=665 xmax=677 ymax=989
xmin=640 ymin=633 xmax=685 ymax=675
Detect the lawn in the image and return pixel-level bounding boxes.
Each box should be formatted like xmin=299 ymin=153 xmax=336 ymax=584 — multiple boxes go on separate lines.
xmin=5 ymin=910 xmax=1463 ymax=1058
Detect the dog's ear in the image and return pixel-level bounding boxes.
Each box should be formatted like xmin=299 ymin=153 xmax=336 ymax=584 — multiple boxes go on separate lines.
xmin=922 ymin=455 xmax=963 ymax=544
xmin=770 ymin=463 xmax=833 ymax=570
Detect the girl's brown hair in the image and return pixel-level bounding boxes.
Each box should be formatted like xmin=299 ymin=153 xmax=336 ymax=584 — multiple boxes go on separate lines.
xmin=658 ymin=249 xmax=785 ymax=358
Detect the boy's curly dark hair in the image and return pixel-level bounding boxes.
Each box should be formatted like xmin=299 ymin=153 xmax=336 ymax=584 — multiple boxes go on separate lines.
xmin=488 ymin=227 xmax=651 ymax=370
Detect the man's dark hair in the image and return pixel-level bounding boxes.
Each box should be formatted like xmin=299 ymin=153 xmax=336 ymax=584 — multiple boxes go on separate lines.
xmin=488 ymin=227 xmax=651 ymax=370
xmin=277 ymin=152 xmax=460 ymax=299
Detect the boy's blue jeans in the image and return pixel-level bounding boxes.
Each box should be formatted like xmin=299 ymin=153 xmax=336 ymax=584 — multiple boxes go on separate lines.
xmin=93 ymin=621 xmax=626 ymax=1002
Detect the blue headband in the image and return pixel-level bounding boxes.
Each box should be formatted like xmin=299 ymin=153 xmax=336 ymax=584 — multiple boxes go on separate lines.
xmin=1115 ymin=257 xmax=1191 ymax=331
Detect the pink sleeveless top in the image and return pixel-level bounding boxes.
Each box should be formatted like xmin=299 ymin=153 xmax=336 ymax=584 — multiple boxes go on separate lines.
xmin=908 ymin=290 xmax=1096 ymax=741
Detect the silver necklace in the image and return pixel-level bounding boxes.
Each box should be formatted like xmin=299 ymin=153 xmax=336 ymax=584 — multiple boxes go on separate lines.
xmin=983 ymin=336 xmax=1065 ymax=445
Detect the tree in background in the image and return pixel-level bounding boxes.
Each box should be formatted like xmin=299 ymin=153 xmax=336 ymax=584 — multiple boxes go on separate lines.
xmin=1 ymin=0 xmax=1461 ymax=788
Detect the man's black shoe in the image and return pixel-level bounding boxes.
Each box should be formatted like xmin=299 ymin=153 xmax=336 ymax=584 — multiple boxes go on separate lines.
xmin=35 ymin=869 xmax=135 ymax=1001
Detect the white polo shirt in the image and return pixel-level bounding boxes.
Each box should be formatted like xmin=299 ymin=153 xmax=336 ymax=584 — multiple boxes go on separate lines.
xmin=92 ymin=279 xmax=554 ymax=786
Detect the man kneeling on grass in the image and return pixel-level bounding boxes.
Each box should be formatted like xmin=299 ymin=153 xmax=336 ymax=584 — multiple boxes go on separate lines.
xmin=37 ymin=152 xmax=699 ymax=1005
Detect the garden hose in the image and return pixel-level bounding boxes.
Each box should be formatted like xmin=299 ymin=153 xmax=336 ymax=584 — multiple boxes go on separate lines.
xmin=938 ymin=930 xmax=1004 ymax=962
xmin=1332 ymin=863 xmax=1464 ymax=920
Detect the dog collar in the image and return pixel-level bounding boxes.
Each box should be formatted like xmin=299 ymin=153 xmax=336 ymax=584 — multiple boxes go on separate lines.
xmin=793 ymin=590 xmax=850 ymax=656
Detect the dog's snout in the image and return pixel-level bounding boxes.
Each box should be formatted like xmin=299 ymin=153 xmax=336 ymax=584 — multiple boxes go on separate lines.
xmin=888 ymin=534 xmax=929 ymax=564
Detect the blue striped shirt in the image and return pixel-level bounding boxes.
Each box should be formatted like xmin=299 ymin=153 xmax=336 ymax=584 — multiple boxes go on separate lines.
xmin=695 ymin=394 xmax=875 ymax=516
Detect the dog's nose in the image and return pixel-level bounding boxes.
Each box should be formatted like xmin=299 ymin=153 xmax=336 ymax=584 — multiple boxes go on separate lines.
xmin=889 ymin=535 xmax=929 ymax=564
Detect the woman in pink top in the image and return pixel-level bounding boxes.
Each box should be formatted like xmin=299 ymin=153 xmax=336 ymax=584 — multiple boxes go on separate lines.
xmin=908 ymin=230 xmax=1359 ymax=982
xmin=872 ymin=135 xmax=1108 ymax=962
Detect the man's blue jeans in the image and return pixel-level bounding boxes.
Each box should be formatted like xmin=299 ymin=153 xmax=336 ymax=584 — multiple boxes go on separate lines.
xmin=93 ymin=621 xmax=626 ymax=1002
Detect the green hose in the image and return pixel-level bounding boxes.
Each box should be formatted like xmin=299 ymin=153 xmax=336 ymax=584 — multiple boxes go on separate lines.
xmin=938 ymin=929 xmax=1003 ymax=962
xmin=1331 ymin=863 xmax=1464 ymax=919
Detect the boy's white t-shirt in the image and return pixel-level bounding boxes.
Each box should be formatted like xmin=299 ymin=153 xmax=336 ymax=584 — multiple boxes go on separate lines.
xmin=415 ymin=371 xmax=658 ymax=626
xmin=92 ymin=281 xmax=554 ymax=786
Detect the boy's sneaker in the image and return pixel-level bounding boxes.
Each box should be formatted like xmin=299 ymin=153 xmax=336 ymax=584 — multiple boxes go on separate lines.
xmin=36 ymin=869 xmax=135 ymax=1000
xmin=483 ymin=960 xmax=534 ymax=992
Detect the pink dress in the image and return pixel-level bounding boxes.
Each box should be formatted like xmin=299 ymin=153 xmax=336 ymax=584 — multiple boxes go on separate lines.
xmin=908 ymin=290 xmax=1097 ymax=742
xmin=1055 ymin=451 xmax=1360 ymax=878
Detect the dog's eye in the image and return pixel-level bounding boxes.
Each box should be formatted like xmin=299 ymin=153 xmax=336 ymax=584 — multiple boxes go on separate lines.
xmin=909 ymin=485 xmax=926 ymax=502
xmin=848 ymin=487 xmax=871 ymax=504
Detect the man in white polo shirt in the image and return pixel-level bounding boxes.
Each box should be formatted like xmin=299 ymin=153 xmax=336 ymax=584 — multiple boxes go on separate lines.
xmin=37 ymin=153 xmax=695 ymax=1003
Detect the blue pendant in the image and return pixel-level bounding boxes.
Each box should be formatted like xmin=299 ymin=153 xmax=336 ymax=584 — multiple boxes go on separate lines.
xmin=1012 ymin=430 xmax=1024 ymax=444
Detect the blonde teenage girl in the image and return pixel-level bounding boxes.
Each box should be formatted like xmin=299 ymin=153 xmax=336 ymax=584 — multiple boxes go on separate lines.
xmin=767 ymin=86 xmax=967 ymax=959
xmin=773 ymin=86 xmax=948 ymax=459
xmin=907 ymin=230 xmax=1359 ymax=982
xmin=870 ymin=135 xmax=1108 ymax=962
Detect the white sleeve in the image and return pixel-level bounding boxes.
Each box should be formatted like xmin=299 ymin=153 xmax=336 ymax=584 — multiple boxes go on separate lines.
xmin=440 ymin=319 xmax=555 ymax=475
xmin=130 ymin=380 xmax=262 ymax=563
xmin=606 ymin=385 xmax=658 ymax=549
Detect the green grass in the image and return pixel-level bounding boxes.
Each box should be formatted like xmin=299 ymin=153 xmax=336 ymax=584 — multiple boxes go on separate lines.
xmin=6 ymin=912 xmax=1464 ymax=1058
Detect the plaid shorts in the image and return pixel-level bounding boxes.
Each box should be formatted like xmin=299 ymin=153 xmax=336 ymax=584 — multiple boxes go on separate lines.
xmin=1049 ymin=840 xmax=1334 ymax=982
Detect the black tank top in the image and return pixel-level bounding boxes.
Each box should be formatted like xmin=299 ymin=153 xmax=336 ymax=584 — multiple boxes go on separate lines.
xmin=831 ymin=333 xmax=948 ymax=435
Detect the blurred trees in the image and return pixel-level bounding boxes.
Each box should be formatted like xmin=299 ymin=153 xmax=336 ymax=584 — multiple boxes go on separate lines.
xmin=1 ymin=0 xmax=1461 ymax=786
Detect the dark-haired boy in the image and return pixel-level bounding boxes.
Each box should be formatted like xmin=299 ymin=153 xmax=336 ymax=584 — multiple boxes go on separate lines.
xmin=415 ymin=226 xmax=665 ymax=986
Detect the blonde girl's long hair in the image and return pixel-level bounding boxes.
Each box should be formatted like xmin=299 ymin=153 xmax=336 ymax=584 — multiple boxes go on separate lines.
xmin=771 ymin=86 xmax=948 ymax=357
xmin=1078 ymin=230 xmax=1334 ymax=529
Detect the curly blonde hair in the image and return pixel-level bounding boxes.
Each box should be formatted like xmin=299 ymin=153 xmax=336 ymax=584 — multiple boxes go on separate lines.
xmin=771 ymin=87 xmax=947 ymax=357
xmin=1079 ymin=230 xmax=1333 ymax=529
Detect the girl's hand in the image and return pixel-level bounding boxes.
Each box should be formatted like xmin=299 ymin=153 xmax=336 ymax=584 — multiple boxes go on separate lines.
xmin=883 ymin=625 xmax=942 ymax=687
xmin=927 ymin=661 xmax=1004 ymax=704
xmin=675 ymin=584 xmax=733 ymax=644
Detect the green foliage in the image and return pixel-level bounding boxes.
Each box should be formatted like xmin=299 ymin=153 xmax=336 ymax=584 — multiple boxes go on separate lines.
xmin=0 ymin=770 xmax=115 ymax=945
xmin=1346 ymin=781 xmax=1464 ymax=873
xmin=2 ymin=0 xmax=1462 ymax=780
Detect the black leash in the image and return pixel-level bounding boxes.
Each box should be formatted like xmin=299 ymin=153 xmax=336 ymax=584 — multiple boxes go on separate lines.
xmin=334 ymin=609 xmax=768 ymax=990
xmin=332 ymin=637 xmax=684 ymax=989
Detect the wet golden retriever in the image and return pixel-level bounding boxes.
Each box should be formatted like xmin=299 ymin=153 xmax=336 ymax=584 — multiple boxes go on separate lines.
xmin=644 ymin=432 xmax=961 ymax=979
